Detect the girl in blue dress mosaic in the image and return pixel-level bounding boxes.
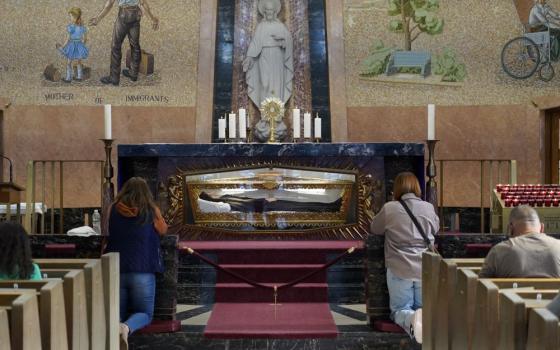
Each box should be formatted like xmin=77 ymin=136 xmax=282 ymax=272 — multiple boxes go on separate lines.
xmin=56 ymin=7 xmax=89 ymax=82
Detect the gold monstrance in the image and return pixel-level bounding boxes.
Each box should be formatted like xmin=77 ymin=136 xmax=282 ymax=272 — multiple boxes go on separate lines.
xmin=260 ymin=97 xmax=285 ymax=143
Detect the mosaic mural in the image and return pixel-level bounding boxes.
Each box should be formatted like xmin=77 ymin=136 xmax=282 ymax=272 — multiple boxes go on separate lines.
xmin=0 ymin=0 xmax=200 ymax=106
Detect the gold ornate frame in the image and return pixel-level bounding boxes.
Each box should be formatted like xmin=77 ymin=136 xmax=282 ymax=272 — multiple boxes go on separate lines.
xmin=162 ymin=160 xmax=382 ymax=240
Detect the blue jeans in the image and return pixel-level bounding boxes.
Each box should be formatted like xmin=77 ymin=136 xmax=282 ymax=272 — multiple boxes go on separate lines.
xmin=120 ymin=273 xmax=156 ymax=334
xmin=386 ymin=268 xmax=422 ymax=335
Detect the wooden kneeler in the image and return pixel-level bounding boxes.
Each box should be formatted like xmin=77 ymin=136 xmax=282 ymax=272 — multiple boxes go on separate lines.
xmin=0 ymin=307 xmax=11 ymax=350
xmin=527 ymin=307 xmax=560 ymax=350
xmin=0 ymin=289 xmax=42 ymax=350
xmin=0 ymin=280 xmax=67 ymax=350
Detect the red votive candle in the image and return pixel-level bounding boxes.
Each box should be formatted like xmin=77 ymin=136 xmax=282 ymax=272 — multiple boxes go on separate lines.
xmin=554 ymin=199 xmax=560 ymax=207
xmin=505 ymin=199 xmax=513 ymax=207
xmin=545 ymin=199 xmax=552 ymax=207
xmin=536 ymin=199 xmax=544 ymax=207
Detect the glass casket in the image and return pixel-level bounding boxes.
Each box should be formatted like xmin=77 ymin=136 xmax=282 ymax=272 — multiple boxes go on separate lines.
xmin=183 ymin=167 xmax=358 ymax=230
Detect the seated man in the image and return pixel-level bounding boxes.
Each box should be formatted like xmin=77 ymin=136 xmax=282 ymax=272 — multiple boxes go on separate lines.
xmin=529 ymin=0 xmax=560 ymax=29
xmin=529 ymin=0 xmax=560 ymax=60
xmin=479 ymin=205 xmax=560 ymax=278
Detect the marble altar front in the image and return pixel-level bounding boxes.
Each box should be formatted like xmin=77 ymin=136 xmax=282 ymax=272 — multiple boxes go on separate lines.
xmin=118 ymin=142 xmax=424 ymax=240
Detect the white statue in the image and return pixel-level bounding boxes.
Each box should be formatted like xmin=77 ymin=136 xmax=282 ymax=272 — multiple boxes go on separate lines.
xmin=243 ymin=0 xmax=294 ymax=108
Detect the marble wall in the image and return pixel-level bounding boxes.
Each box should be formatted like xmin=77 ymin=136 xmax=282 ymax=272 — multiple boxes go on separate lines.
xmin=347 ymin=104 xmax=542 ymax=207
xmin=3 ymin=104 xmax=196 ymax=208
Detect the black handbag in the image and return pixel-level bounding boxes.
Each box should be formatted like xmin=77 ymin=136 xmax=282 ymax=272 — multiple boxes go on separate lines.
xmin=399 ymin=199 xmax=439 ymax=254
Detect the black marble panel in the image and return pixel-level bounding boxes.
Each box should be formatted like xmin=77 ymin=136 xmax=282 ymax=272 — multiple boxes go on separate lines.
xmin=129 ymin=332 xmax=420 ymax=350
xmin=441 ymin=207 xmax=490 ymax=233
xmin=308 ymin=0 xmax=331 ymax=142
xmin=212 ymin=0 xmax=236 ymax=142
xmin=117 ymin=156 xmax=159 ymax=193
xmin=384 ymin=156 xmax=426 ymax=202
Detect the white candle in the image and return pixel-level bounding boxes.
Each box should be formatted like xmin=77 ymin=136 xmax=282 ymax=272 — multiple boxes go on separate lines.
xmin=218 ymin=118 xmax=226 ymax=139
xmin=314 ymin=114 xmax=322 ymax=139
xmin=303 ymin=112 xmax=312 ymax=138
xmin=228 ymin=112 xmax=237 ymax=139
xmin=239 ymin=109 xmax=247 ymax=139
xmin=293 ymin=108 xmax=301 ymax=139
xmin=428 ymin=104 xmax=436 ymax=140
xmin=104 ymin=104 xmax=112 ymax=139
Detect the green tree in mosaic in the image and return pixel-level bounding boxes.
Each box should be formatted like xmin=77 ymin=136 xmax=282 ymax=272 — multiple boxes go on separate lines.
xmin=388 ymin=0 xmax=444 ymax=51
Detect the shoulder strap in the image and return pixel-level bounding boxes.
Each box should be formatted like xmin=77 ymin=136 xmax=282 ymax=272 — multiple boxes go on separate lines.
xmin=399 ymin=199 xmax=433 ymax=250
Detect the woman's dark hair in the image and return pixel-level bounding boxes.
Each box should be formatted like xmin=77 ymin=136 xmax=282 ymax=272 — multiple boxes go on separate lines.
xmin=0 ymin=221 xmax=34 ymax=279
xmin=114 ymin=177 xmax=156 ymax=224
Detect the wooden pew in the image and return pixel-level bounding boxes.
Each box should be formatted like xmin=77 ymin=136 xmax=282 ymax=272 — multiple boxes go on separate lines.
xmin=33 ymin=269 xmax=89 ymax=350
xmin=451 ymin=268 xmax=481 ymax=350
xmin=499 ymin=290 xmax=557 ymax=350
xmin=0 ymin=280 xmax=67 ymax=350
xmin=0 ymin=289 xmax=42 ymax=350
xmin=36 ymin=253 xmax=120 ymax=350
xmin=36 ymin=259 xmax=106 ymax=350
xmin=473 ymin=279 xmax=560 ymax=350
xmin=422 ymin=252 xmax=441 ymax=350
xmin=527 ymin=307 xmax=560 ymax=350
xmin=435 ymin=259 xmax=484 ymax=350
xmin=102 ymin=253 xmax=120 ymax=350
xmin=0 ymin=307 xmax=11 ymax=350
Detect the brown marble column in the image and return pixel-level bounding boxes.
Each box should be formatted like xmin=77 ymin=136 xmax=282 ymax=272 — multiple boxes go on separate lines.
xmin=195 ymin=0 xmax=218 ymax=143
xmin=0 ymin=98 xmax=10 ymax=180
xmin=325 ymin=0 xmax=348 ymax=142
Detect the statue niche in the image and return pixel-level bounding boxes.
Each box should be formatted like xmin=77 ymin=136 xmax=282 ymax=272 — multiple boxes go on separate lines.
xmin=243 ymin=0 xmax=293 ymax=143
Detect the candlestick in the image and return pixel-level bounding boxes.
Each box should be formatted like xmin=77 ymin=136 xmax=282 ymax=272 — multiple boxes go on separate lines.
xmin=293 ymin=108 xmax=301 ymax=140
xmin=314 ymin=113 xmax=322 ymax=140
xmin=428 ymin=104 xmax=435 ymax=140
xmin=229 ymin=112 xmax=237 ymax=139
xmin=100 ymin=139 xmax=115 ymax=235
xmin=104 ymin=105 xmax=112 ymax=139
xmin=239 ymin=109 xmax=247 ymax=139
xmin=426 ymin=139 xmax=439 ymax=213
xmin=303 ymin=112 xmax=312 ymax=139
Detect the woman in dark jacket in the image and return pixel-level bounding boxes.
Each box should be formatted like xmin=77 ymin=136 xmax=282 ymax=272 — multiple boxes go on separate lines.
xmin=105 ymin=177 xmax=168 ymax=349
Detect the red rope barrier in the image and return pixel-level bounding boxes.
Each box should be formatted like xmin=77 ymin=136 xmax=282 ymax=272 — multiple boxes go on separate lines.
xmin=184 ymin=246 xmax=356 ymax=291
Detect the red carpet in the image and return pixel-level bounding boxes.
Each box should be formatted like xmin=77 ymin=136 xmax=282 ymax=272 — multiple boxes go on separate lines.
xmin=179 ymin=240 xmax=363 ymax=339
xmin=205 ymin=303 xmax=338 ymax=339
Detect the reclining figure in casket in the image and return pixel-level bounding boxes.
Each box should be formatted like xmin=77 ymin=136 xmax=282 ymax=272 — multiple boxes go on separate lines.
xmin=183 ymin=167 xmax=357 ymax=229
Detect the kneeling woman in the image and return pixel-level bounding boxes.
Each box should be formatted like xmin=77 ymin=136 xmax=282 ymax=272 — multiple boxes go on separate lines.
xmin=370 ymin=172 xmax=439 ymax=343
xmin=105 ymin=177 xmax=168 ymax=348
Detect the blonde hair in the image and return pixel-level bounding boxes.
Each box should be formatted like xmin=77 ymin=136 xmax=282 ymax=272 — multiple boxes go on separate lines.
xmin=68 ymin=7 xmax=82 ymax=25
xmin=393 ymin=172 xmax=422 ymax=200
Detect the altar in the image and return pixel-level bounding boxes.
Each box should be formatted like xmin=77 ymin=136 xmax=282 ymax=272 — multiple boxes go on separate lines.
xmin=118 ymin=142 xmax=425 ymax=240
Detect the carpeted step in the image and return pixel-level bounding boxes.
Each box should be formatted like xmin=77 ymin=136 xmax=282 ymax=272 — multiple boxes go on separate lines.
xmin=214 ymin=283 xmax=329 ymax=303
xmin=217 ymin=250 xmax=327 ymax=264
xmin=204 ymin=302 xmax=338 ymax=339
xmin=217 ymin=264 xmax=326 ymax=283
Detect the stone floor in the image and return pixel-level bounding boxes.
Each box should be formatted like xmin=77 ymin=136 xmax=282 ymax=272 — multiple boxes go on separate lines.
xmin=129 ymin=304 xmax=420 ymax=350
